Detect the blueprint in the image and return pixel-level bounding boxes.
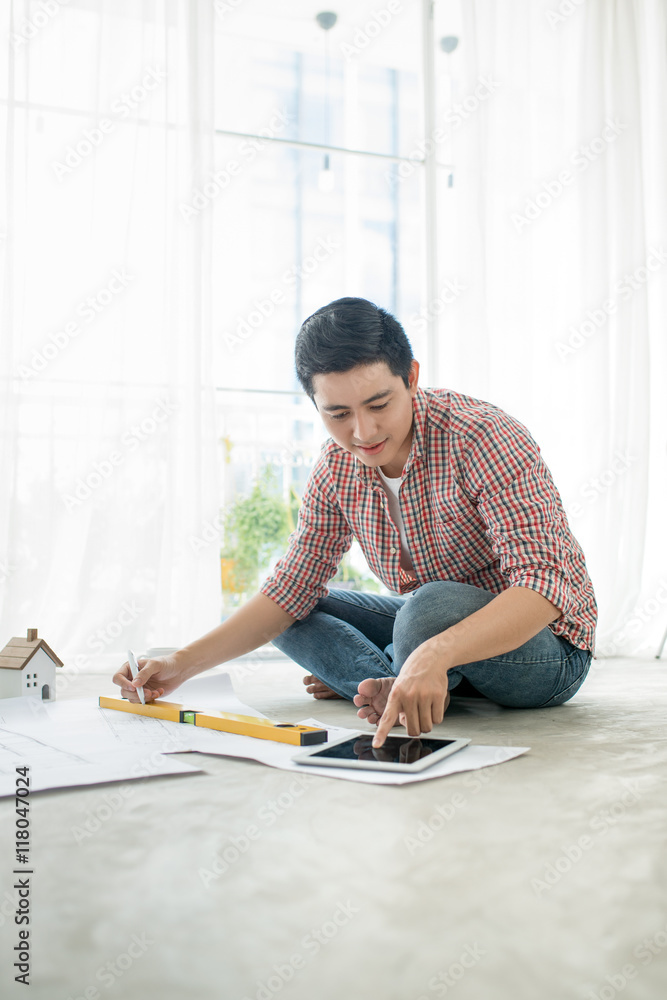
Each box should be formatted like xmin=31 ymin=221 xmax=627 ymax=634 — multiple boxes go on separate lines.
xmin=0 ymin=698 xmax=201 ymax=796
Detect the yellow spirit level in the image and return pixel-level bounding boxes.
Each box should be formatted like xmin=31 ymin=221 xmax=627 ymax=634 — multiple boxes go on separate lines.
xmin=98 ymin=696 xmax=328 ymax=746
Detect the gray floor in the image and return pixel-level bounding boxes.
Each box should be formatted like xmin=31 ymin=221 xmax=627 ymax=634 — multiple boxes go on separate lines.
xmin=1 ymin=654 xmax=666 ymax=1000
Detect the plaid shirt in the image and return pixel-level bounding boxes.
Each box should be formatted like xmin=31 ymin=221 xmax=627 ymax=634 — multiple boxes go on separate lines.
xmin=260 ymin=386 xmax=598 ymax=655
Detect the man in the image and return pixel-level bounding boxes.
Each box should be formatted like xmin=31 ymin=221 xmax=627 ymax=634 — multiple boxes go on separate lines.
xmin=114 ymin=297 xmax=597 ymax=748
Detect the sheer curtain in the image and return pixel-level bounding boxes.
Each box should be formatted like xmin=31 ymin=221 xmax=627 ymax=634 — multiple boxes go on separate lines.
xmin=1 ymin=0 xmax=665 ymax=668
xmin=434 ymin=0 xmax=667 ymax=657
xmin=0 ymin=0 xmax=221 ymax=666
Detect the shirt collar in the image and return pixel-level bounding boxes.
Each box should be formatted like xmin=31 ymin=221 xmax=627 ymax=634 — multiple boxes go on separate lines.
xmin=354 ymin=385 xmax=428 ymax=485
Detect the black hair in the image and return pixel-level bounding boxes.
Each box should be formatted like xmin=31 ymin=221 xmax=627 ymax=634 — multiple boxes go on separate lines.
xmin=294 ymin=297 xmax=414 ymax=403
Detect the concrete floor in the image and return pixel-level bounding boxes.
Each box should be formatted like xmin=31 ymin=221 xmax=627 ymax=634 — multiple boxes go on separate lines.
xmin=1 ymin=654 xmax=666 ymax=1000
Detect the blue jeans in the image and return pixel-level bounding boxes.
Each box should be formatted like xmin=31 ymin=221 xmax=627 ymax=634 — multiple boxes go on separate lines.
xmin=270 ymin=581 xmax=592 ymax=709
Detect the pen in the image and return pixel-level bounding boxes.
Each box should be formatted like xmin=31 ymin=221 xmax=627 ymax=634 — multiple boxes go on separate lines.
xmin=127 ymin=649 xmax=146 ymax=705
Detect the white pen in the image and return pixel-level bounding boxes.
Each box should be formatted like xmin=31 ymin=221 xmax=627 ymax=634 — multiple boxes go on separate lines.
xmin=127 ymin=649 xmax=146 ymax=705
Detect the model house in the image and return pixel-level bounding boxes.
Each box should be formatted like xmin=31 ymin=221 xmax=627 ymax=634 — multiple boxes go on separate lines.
xmin=0 ymin=629 xmax=63 ymax=701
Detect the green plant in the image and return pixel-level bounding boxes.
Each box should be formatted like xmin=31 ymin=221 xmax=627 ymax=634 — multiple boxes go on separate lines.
xmin=330 ymin=550 xmax=381 ymax=592
xmin=221 ymin=466 xmax=291 ymax=595
xmin=220 ymin=465 xmax=380 ymax=602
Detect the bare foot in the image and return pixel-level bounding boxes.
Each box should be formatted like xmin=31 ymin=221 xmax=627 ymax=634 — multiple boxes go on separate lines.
xmin=353 ymin=677 xmax=398 ymax=727
xmin=303 ymin=674 xmax=343 ymax=700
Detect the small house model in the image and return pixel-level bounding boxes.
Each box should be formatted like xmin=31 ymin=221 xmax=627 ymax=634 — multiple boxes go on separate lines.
xmin=0 ymin=629 xmax=63 ymax=701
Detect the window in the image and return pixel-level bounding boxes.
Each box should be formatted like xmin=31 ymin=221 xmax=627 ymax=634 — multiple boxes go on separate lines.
xmin=211 ymin=3 xmax=431 ymax=594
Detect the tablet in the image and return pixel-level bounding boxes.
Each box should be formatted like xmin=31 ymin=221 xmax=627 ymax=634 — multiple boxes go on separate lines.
xmin=292 ymin=732 xmax=471 ymax=772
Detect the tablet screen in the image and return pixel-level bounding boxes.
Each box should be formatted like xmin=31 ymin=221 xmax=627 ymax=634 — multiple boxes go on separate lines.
xmin=306 ymin=734 xmax=456 ymax=765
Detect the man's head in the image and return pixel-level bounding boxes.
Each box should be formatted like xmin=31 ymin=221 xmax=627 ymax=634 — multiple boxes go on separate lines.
xmin=295 ymin=297 xmax=414 ymax=401
xmin=295 ymin=297 xmax=420 ymax=476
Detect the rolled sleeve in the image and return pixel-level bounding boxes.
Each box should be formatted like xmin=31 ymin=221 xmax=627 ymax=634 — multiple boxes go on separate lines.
xmin=259 ymin=457 xmax=353 ymax=620
xmin=461 ymin=415 xmax=575 ymax=621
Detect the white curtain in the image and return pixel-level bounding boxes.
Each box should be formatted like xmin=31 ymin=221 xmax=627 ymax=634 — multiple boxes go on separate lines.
xmin=1 ymin=0 xmax=665 ymax=668
xmin=0 ymin=0 xmax=221 ymax=667
xmin=435 ymin=0 xmax=667 ymax=658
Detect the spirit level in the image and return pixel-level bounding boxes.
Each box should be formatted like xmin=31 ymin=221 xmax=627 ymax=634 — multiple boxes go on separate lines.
xmin=98 ymin=696 xmax=328 ymax=746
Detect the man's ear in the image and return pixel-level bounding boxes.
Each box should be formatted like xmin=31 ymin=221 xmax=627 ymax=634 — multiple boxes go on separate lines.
xmin=409 ymin=359 xmax=420 ymax=393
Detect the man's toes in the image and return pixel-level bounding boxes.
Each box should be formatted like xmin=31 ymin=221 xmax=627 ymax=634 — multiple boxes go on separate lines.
xmin=304 ymin=675 xmax=326 ymax=691
xmin=356 ymin=677 xmax=383 ymax=700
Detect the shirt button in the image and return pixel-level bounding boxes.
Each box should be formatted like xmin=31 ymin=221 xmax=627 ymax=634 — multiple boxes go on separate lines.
xmin=390 ymin=547 xmax=397 ymax=554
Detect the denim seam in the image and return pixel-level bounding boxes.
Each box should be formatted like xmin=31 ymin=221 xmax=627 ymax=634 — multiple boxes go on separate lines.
xmin=342 ymin=624 xmax=395 ymax=675
xmin=485 ymin=644 xmax=585 ymax=667
xmin=324 ymin=592 xmax=400 ymax=622
xmin=535 ymin=656 xmax=592 ymax=709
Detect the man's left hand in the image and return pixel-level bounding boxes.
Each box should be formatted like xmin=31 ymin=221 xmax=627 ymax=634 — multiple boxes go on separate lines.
xmin=372 ymin=639 xmax=451 ymax=748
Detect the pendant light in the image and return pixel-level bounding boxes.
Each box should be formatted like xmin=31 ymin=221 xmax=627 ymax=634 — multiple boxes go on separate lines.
xmin=316 ymin=12 xmax=338 ymax=193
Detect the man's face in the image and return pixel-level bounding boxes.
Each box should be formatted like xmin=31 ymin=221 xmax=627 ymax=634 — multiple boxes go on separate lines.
xmin=312 ymin=360 xmax=420 ymax=478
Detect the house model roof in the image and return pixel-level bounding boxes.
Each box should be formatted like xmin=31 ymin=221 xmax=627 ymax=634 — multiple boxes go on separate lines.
xmin=0 ymin=629 xmax=63 ymax=670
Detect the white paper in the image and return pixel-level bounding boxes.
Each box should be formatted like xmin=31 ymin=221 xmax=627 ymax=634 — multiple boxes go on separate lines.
xmin=0 ymin=696 xmax=202 ymax=797
xmin=184 ymin=716 xmax=530 ymax=785
xmin=0 ymin=675 xmax=530 ymax=792
xmin=0 ymin=748 xmax=200 ymax=797
xmin=0 ymin=695 xmax=190 ymax=763
xmin=171 ymin=672 xmax=268 ymax=716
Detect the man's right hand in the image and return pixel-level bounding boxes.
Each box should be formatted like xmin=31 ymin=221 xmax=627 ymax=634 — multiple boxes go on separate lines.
xmin=112 ymin=652 xmax=188 ymax=703
xmin=110 ymin=592 xmax=296 ymax=704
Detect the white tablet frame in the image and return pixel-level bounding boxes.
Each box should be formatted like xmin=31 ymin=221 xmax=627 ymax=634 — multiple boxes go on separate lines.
xmin=292 ymin=731 xmax=471 ymax=772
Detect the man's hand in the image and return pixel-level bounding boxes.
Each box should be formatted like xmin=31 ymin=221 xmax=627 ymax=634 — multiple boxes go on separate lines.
xmin=112 ymin=652 xmax=189 ymax=703
xmin=372 ymin=640 xmax=451 ymax=748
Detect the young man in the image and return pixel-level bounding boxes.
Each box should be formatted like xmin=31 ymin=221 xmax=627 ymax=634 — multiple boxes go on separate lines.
xmin=114 ymin=297 xmax=597 ymax=748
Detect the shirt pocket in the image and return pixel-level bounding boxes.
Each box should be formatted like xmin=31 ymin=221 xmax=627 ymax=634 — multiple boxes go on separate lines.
xmin=429 ymin=503 xmax=495 ymax=574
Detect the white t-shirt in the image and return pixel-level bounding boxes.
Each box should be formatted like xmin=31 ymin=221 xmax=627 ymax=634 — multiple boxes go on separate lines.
xmin=376 ymin=466 xmax=415 ymax=574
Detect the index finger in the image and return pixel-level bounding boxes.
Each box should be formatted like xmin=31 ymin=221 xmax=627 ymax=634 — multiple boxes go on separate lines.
xmin=372 ymin=696 xmax=401 ymax=749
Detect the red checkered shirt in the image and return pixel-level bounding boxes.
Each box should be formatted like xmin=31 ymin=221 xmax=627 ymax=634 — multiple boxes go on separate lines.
xmin=260 ymin=386 xmax=598 ymax=655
